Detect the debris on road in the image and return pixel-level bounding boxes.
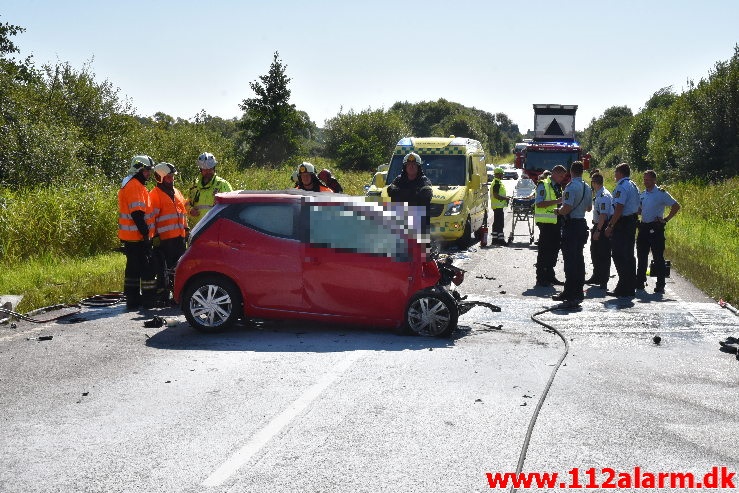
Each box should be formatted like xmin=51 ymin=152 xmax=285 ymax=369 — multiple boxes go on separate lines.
xmin=143 ymin=316 xmax=165 ymax=328
xmin=27 ymin=335 xmax=53 ymax=341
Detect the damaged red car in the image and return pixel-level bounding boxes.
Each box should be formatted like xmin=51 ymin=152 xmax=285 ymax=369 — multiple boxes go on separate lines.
xmin=173 ymin=190 xmax=474 ymax=336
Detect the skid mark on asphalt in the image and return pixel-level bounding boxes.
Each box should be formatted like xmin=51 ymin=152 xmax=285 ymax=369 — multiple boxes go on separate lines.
xmin=202 ymin=350 xmax=365 ymax=487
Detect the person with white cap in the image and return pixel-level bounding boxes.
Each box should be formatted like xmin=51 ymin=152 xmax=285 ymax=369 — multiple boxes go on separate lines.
xmin=150 ymin=162 xmax=188 ymax=302
xmin=118 ymin=155 xmax=157 ymax=310
xmin=294 ymin=162 xmax=333 ymax=192
xmin=186 ymin=152 xmax=232 ymax=225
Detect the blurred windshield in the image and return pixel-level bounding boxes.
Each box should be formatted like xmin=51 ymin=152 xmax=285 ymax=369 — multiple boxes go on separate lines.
xmin=524 ymin=151 xmax=580 ymax=172
xmin=387 ymin=154 xmax=466 ymax=186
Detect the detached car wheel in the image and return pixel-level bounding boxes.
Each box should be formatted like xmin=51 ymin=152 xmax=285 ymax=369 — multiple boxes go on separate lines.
xmin=183 ymin=275 xmax=242 ymax=332
xmin=405 ymin=289 xmax=459 ymax=337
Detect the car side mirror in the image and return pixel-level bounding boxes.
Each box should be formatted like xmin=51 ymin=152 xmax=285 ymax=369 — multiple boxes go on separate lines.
xmin=470 ymin=174 xmax=481 ymax=189
xmin=375 ymin=173 xmax=386 ymax=188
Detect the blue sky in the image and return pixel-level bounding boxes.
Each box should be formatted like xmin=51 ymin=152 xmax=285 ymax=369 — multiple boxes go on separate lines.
xmin=3 ymin=0 xmax=738 ymax=132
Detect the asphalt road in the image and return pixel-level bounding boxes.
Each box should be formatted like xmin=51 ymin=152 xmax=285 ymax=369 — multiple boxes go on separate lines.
xmin=1 ymin=181 xmax=738 ymax=492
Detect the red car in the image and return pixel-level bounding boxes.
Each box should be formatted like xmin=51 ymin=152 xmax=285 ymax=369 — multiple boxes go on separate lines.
xmin=173 ymin=190 xmax=464 ymax=336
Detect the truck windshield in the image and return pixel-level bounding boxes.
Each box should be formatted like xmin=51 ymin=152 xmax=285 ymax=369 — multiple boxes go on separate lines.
xmin=387 ymin=154 xmax=466 ymax=186
xmin=524 ymin=151 xmax=580 ymax=172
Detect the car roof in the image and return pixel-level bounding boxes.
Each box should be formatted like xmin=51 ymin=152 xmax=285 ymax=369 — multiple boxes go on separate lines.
xmin=215 ymin=189 xmax=355 ymax=205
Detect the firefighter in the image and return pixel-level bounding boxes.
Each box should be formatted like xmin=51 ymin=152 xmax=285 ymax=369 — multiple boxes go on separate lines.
xmin=318 ymin=168 xmax=344 ymax=193
xmin=186 ymin=152 xmax=233 ymax=225
xmin=295 ymin=162 xmax=333 ymax=192
xmin=534 ymin=166 xmax=565 ymax=287
xmin=118 ymin=155 xmax=157 ymax=310
xmin=604 ymin=162 xmax=640 ymax=297
xmin=150 ymin=162 xmax=188 ymax=302
xmin=552 ymin=161 xmax=592 ymax=304
xmin=387 ymin=152 xmax=433 ymax=234
xmin=490 ymin=167 xmax=510 ymax=245
xmin=636 ymin=169 xmax=681 ymax=294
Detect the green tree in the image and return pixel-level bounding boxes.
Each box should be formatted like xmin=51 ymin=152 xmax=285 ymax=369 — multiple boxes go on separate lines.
xmin=389 ymin=99 xmax=515 ymax=157
xmin=323 ymin=108 xmax=408 ymax=170
xmin=581 ymin=106 xmax=633 ymax=168
xmin=431 ymin=113 xmax=485 ymax=143
xmin=624 ymin=88 xmax=677 ymax=172
xmin=237 ymin=52 xmax=310 ymax=167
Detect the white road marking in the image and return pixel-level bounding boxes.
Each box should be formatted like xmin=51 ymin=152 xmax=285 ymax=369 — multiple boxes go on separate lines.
xmin=202 ymin=351 xmax=365 ymax=487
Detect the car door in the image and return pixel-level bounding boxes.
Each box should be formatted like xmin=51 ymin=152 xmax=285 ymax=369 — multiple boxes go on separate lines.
xmin=301 ymin=202 xmax=412 ymax=323
xmin=221 ymin=202 xmax=305 ymax=313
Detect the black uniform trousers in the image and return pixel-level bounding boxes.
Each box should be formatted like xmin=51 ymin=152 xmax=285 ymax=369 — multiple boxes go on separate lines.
xmin=636 ymin=222 xmax=667 ymax=289
xmin=123 ymin=240 xmax=157 ymax=309
xmin=610 ymin=214 xmax=638 ymax=295
xmin=152 ymin=236 xmax=186 ymax=300
xmin=561 ymin=218 xmax=589 ymax=300
xmin=492 ymin=207 xmax=505 ymax=243
xmin=589 ymin=226 xmax=612 ymax=286
xmin=536 ymin=221 xmax=562 ymax=284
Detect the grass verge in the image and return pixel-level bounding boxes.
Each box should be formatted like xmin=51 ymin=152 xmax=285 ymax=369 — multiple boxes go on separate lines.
xmin=0 ymin=253 xmax=125 ymax=313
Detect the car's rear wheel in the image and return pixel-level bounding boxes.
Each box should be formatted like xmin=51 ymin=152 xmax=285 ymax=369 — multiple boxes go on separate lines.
xmin=404 ymin=289 xmax=459 ymax=337
xmin=182 ymin=275 xmax=242 ymax=333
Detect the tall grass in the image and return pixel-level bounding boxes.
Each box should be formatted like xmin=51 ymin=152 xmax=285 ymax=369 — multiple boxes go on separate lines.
xmin=0 ymin=181 xmax=120 ymax=262
xmin=0 ymin=253 xmax=125 ymax=312
xmin=661 ymin=178 xmax=738 ymax=304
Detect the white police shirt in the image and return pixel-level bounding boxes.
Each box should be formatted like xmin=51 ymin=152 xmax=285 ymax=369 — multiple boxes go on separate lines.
xmin=562 ymin=177 xmax=591 ymax=219
xmin=612 ymin=177 xmax=640 ymax=216
xmin=593 ymin=187 xmax=613 ymax=225
xmin=640 ymin=186 xmax=677 ymax=223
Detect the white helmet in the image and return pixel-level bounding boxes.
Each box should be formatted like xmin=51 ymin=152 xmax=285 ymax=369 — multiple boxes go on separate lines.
xmin=297 ymin=162 xmax=315 ymax=174
xmin=129 ymin=155 xmax=155 ymax=175
xmin=152 ymin=162 xmax=178 ymax=183
xmin=197 ymin=152 xmax=217 ymax=169
xmin=403 ymin=152 xmax=422 ymax=165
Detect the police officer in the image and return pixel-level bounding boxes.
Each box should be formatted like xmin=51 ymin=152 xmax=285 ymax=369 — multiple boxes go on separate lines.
xmin=604 ymin=162 xmax=640 ymax=297
xmin=552 ymin=161 xmax=592 ymax=304
xmin=490 ymin=167 xmax=510 ymax=245
xmin=586 ymin=173 xmax=613 ymax=289
xmin=534 ymin=166 xmax=566 ymax=287
xmin=636 ymin=170 xmax=681 ymax=294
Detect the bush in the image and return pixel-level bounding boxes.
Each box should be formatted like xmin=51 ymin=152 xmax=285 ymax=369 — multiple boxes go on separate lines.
xmin=323 ymin=108 xmax=408 ymax=171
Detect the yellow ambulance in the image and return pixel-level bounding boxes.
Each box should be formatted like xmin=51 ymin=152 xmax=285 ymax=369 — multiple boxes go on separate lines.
xmin=377 ymin=136 xmax=489 ymax=247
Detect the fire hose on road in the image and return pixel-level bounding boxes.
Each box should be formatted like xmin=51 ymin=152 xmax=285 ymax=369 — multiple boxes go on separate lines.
xmin=508 ymin=303 xmax=574 ymax=493
xmin=0 ymin=292 xmax=126 ymax=325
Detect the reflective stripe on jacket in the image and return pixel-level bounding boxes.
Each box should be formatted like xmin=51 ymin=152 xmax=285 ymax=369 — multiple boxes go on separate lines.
xmin=186 ymin=175 xmax=233 ymax=224
xmin=118 ymin=176 xmax=154 ymax=241
xmin=491 ymin=178 xmax=507 ymax=209
xmin=150 ymin=186 xmax=188 ymax=240
xmin=534 ymin=177 xmax=558 ymax=224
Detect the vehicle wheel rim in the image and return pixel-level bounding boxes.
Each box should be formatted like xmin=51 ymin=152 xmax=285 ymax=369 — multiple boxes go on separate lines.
xmin=189 ymin=284 xmax=233 ymax=328
xmin=408 ymin=296 xmax=451 ymax=336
